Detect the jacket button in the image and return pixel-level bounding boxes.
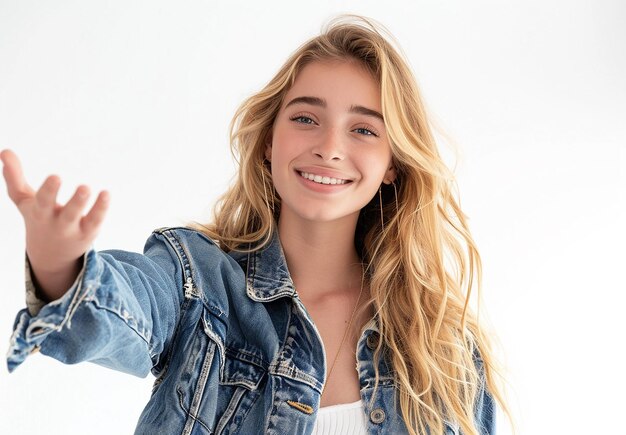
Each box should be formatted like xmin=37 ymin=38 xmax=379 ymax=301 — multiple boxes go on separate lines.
xmin=366 ymin=332 xmax=380 ymax=350
xmin=369 ymin=408 xmax=386 ymax=424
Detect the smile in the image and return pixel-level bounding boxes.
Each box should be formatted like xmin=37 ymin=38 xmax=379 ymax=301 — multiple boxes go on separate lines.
xmin=298 ymin=171 xmax=350 ymax=185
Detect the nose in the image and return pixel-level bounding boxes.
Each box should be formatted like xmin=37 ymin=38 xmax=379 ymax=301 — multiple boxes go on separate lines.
xmin=312 ymin=128 xmax=345 ymax=161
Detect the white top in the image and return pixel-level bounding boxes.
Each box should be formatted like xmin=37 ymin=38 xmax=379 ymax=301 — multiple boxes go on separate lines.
xmin=311 ymin=399 xmax=368 ymax=435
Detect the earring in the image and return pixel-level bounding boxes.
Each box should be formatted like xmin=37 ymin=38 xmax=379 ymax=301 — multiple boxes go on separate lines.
xmin=379 ymin=181 xmax=399 ymax=233
xmin=260 ymin=160 xmax=275 ymax=222
xmin=392 ymin=181 xmax=399 ymax=214
xmin=378 ymin=185 xmax=384 ymax=232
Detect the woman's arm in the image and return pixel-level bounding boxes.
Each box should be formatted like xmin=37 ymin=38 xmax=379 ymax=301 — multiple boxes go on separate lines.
xmin=1 ymin=149 xmax=186 ymax=377
xmin=8 ymin=230 xmax=186 ymax=377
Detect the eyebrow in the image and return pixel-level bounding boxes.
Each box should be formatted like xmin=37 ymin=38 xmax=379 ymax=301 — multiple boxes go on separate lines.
xmin=284 ymin=96 xmax=384 ymax=122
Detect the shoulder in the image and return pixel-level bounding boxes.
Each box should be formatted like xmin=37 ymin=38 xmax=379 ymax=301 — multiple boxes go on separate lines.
xmin=147 ymin=226 xmax=225 ymax=261
xmin=151 ymin=225 xmax=219 ymax=246
xmin=147 ymin=226 xmax=247 ymax=305
xmin=145 ymin=226 xmax=243 ymax=282
xmin=149 ymin=226 xmax=249 ymax=269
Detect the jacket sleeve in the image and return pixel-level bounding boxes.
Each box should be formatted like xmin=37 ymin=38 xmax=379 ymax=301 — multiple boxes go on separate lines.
xmin=6 ymin=230 xmax=186 ymax=378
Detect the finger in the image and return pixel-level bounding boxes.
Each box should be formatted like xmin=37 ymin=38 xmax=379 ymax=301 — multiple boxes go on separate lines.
xmin=34 ymin=175 xmax=61 ymax=215
xmin=0 ymin=149 xmax=35 ymax=204
xmin=58 ymin=185 xmax=90 ymax=223
xmin=80 ymin=190 xmax=110 ymax=235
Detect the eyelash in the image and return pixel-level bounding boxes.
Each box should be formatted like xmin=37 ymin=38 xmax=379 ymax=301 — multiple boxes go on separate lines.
xmin=288 ymin=113 xmax=379 ymax=137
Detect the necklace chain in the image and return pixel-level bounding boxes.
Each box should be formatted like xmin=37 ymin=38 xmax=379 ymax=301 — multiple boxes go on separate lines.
xmin=320 ymin=265 xmax=365 ymax=397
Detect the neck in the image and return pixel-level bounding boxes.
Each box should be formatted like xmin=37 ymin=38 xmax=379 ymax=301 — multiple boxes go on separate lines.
xmin=277 ymin=208 xmax=363 ymax=300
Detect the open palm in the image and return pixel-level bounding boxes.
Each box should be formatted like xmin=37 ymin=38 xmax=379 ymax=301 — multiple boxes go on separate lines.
xmin=1 ymin=149 xmax=110 ymax=299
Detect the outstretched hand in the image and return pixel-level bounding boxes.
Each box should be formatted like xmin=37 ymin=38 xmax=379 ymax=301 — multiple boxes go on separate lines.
xmin=1 ymin=149 xmax=110 ymax=300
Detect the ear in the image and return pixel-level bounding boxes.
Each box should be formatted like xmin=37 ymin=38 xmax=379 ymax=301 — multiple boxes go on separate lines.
xmin=382 ymin=164 xmax=397 ymax=185
xmin=264 ymin=130 xmax=273 ymax=161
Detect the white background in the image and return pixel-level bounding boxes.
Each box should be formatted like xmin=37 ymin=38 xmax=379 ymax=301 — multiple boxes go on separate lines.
xmin=1 ymin=1 xmax=624 ymax=434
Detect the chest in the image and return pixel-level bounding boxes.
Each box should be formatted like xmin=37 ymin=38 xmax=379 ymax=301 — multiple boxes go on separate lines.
xmin=142 ymin=288 xmax=402 ymax=434
xmin=300 ymin=294 xmax=375 ymax=407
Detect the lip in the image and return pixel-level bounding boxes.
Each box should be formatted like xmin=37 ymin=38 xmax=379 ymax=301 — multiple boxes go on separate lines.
xmin=295 ymin=166 xmax=354 ymax=182
xmin=294 ymin=168 xmax=353 ymax=193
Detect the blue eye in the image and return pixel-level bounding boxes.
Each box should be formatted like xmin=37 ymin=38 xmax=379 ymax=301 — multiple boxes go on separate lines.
xmin=290 ymin=115 xmax=316 ymax=124
xmin=354 ymin=127 xmax=378 ymax=137
xmin=353 ymin=127 xmax=378 ymax=137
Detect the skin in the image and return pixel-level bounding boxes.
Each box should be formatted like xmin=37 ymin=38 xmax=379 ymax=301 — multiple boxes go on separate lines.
xmin=0 ymin=58 xmax=397 ymax=406
xmin=266 ymin=60 xmax=396 ymax=405
xmin=0 ymin=149 xmax=110 ymax=301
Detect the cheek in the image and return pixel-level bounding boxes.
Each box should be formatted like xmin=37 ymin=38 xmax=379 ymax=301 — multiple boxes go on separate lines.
xmin=270 ymin=145 xmax=293 ymax=173
xmin=270 ymin=129 xmax=299 ymax=161
xmin=268 ymin=136 xmax=297 ymax=192
xmin=360 ymin=152 xmax=392 ymax=182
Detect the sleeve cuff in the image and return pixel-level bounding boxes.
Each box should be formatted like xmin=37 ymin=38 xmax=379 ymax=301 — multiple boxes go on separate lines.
xmin=25 ymin=252 xmax=88 ymax=317
xmin=9 ymin=249 xmax=95 ymax=373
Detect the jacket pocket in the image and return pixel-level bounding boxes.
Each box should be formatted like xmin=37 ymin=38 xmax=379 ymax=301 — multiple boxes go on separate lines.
xmin=176 ymin=307 xmax=218 ymax=435
xmin=212 ymin=354 xmax=264 ymax=435
xmin=176 ymin=308 xmax=265 ymax=435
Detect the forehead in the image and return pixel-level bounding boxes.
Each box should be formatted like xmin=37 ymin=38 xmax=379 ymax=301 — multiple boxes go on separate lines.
xmin=283 ymin=60 xmax=381 ymax=110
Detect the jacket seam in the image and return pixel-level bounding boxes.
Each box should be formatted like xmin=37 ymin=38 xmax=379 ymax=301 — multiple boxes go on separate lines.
xmin=147 ymin=229 xmax=195 ymax=379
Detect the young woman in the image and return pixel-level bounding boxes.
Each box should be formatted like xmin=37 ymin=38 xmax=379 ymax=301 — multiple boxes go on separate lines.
xmin=2 ymin=15 xmax=506 ymax=435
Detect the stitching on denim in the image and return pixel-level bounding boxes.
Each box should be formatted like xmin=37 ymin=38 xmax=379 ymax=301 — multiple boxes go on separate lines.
xmin=232 ymin=387 xmax=261 ymax=429
xmin=248 ymin=249 xmax=256 ymax=291
xmin=286 ymin=400 xmax=314 ymax=415
xmin=63 ymin=254 xmax=100 ymax=330
xmin=206 ymin=304 xmax=226 ymax=318
xmin=90 ymin=300 xmax=152 ymax=345
xmin=161 ymin=231 xmax=194 ymax=290
xmin=225 ymin=346 xmax=268 ymax=368
xmin=272 ymin=362 xmax=321 ymax=390
xmin=148 ymin=230 xmax=194 ymax=378
xmin=176 ymin=387 xmax=213 ymax=434
xmin=201 ymin=312 xmax=226 ymax=379
xmin=181 ymin=340 xmax=216 ymax=435
xmin=215 ymin=387 xmax=247 ymax=433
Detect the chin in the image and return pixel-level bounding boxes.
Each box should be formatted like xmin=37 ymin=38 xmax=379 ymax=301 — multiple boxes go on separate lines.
xmin=286 ymin=203 xmax=360 ymax=225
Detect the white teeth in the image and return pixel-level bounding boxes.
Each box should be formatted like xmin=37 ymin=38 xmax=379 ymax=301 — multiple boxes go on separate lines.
xmin=299 ymin=171 xmax=348 ymax=185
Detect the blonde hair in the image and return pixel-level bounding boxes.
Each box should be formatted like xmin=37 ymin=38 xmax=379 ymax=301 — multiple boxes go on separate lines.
xmin=189 ymin=15 xmax=508 ymax=435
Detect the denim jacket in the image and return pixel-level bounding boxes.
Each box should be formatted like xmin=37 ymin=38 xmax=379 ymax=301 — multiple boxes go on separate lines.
xmin=7 ymin=226 xmax=495 ymax=434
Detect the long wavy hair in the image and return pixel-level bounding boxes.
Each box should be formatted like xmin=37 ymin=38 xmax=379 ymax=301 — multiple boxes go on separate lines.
xmin=189 ymin=15 xmax=508 ymax=435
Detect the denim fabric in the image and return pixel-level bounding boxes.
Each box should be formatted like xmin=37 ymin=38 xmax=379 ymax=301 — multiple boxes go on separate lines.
xmin=7 ymin=227 xmax=495 ymax=434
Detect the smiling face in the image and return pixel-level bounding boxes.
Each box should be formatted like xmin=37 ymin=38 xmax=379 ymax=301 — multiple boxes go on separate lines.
xmin=265 ymin=60 xmax=396 ymax=226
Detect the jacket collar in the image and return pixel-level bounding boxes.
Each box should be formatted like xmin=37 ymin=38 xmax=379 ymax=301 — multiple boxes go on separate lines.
xmin=228 ymin=229 xmax=297 ymax=303
xmin=227 ymin=229 xmax=383 ymax=336
xmin=228 ymin=231 xmax=379 ymax=333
